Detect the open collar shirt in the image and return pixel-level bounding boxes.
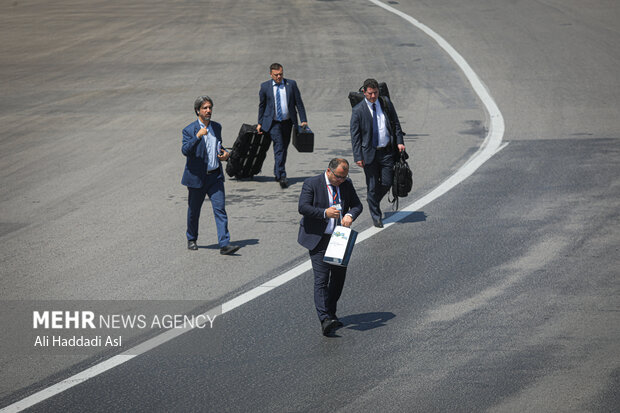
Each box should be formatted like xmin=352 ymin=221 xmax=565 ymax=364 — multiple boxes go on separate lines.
xmin=198 ymin=120 xmax=220 ymax=171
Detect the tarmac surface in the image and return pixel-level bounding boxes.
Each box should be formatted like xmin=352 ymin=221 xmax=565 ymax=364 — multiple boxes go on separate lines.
xmin=1 ymin=0 xmax=618 ymax=411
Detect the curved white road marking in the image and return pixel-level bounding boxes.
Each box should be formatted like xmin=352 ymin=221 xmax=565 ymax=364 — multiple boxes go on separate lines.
xmin=1 ymin=1 xmax=505 ymax=411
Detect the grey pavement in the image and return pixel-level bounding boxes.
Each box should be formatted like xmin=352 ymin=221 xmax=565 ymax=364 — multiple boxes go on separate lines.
xmin=0 ymin=0 xmax=483 ymax=400
xmin=1 ymin=0 xmax=619 ymax=410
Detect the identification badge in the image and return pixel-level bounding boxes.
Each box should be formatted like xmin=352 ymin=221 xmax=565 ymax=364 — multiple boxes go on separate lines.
xmin=334 ymin=203 xmax=342 ymax=211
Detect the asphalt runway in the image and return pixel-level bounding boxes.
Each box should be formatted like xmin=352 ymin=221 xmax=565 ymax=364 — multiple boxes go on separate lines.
xmin=21 ymin=136 xmax=620 ymax=413
xmin=1 ymin=0 xmax=619 ymax=411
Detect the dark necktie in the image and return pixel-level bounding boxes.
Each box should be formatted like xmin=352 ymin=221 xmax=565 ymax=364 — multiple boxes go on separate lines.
xmin=330 ymin=184 xmax=339 ymax=205
xmin=330 ymin=184 xmax=340 ymax=225
xmin=372 ymin=102 xmax=379 ymax=148
xmin=275 ymin=83 xmax=283 ymax=121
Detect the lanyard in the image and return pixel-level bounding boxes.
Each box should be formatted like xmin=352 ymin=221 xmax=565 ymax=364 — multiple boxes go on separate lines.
xmin=326 ymin=184 xmax=341 ymax=226
xmin=326 ymin=183 xmax=340 ymax=205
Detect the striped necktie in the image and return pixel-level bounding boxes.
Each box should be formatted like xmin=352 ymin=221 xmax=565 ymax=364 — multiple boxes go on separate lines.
xmin=330 ymin=184 xmax=340 ymax=225
xmin=275 ymin=83 xmax=283 ymax=121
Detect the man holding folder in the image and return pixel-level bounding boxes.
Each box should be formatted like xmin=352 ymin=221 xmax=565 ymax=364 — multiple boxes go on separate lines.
xmin=298 ymin=158 xmax=363 ymax=336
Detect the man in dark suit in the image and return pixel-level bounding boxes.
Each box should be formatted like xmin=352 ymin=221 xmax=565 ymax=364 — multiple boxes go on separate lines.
xmin=298 ymin=158 xmax=363 ymax=336
xmin=350 ymin=78 xmax=406 ymax=228
xmin=182 ymin=95 xmax=240 ymax=255
xmin=257 ymin=63 xmax=308 ymax=188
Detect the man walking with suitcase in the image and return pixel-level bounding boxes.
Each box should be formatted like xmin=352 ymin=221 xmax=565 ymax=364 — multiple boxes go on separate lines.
xmin=257 ymin=63 xmax=308 ymax=188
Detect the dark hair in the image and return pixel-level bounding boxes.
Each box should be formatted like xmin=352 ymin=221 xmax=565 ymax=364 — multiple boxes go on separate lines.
xmin=194 ymin=95 xmax=213 ymax=116
xmin=270 ymin=63 xmax=283 ymax=72
xmin=362 ymin=78 xmax=379 ymax=92
xmin=328 ymin=158 xmax=349 ymax=171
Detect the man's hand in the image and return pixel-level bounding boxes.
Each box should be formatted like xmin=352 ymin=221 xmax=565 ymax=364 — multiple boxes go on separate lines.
xmin=256 ymin=124 xmax=263 ymax=134
xmin=325 ymin=206 xmax=341 ymax=219
xmin=356 ymin=160 xmax=365 ymax=167
xmin=217 ymin=149 xmax=231 ymax=161
xmin=341 ymin=215 xmax=353 ymax=227
xmin=300 ymin=121 xmax=308 ymax=128
xmin=398 ymin=144 xmax=406 ymax=152
xmin=197 ymin=127 xmax=208 ymax=138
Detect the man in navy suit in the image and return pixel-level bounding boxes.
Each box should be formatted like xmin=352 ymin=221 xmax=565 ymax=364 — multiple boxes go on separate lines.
xmin=298 ymin=158 xmax=363 ymax=336
xmin=257 ymin=63 xmax=308 ymax=188
xmin=350 ymin=78 xmax=406 ymax=228
xmin=182 ymin=95 xmax=240 ymax=255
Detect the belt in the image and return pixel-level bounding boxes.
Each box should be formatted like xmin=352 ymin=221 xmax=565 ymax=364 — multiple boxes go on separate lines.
xmin=376 ymin=143 xmax=392 ymax=151
xmin=206 ymin=168 xmax=220 ymax=175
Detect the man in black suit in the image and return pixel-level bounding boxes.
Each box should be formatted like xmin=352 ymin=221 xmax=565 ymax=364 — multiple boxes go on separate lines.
xmin=298 ymin=158 xmax=363 ymax=336
xmin=350 ymin=78 xmax=406 ymax=227
xmin=257 ymin=63 xmax=308 ymax=188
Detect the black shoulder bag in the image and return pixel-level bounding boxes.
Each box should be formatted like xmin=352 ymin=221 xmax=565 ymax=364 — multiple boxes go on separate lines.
xmin=389 ymin=150 xmax=413 ymax=210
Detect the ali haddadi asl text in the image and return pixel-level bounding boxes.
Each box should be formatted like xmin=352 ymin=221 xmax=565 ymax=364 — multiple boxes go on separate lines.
xmin=34 ymin=335 xmax=121 ymax=347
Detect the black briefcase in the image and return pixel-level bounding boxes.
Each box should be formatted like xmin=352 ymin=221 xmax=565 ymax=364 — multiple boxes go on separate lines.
xmin=292 ymin=125 xmax=314 ymax=153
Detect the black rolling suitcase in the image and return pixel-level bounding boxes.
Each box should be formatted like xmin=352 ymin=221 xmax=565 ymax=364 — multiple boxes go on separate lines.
xmin=225 ymin=124 xmax=272 ymax=179
xmin=292 ymin=124 xmax=314 ymax=152
xmin=348 ymin=82 xmax=391 ymax=108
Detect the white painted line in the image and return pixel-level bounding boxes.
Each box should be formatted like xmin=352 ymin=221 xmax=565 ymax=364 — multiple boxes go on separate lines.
xmin=223 ymin=261 xmax=313 ymax=313
xmin=0 ymin=355 xmax=134 ymax=413
xmin=366 ymin=0 xmax=505 ymax=214
xmin=1 ymin=1 xmax=504 ymax=411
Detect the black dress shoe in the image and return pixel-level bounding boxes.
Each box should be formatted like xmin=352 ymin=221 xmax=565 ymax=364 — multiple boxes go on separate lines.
xmin=373 ymin=218 xmax=383 ymax=228
xmin=187 ymin=240 xmax=198 ymax=250
xmin=333 ymin=317 xmax=344 ymax=327
xmin=279 ymin=177 xmax=289 ymax=189
xmin=321 ymin=318 xmax=338 ymax=336
xmin=220 ymin=244 xmax=240 ymax=255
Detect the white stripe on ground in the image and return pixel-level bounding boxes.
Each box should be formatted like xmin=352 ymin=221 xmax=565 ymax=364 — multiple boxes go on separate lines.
xmin=1 ymin=1 xmax=504 ymax=411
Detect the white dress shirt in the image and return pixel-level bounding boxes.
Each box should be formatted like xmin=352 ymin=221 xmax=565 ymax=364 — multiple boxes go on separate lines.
xmin=365 ymin=98 xmax=391 ymax=147
xmin=273 ymin=81 xmax=289 ymax=121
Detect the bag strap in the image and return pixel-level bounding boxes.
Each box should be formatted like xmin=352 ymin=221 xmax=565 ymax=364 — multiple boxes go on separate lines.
xmin=388 ymin=192 xmax=399 ymax=211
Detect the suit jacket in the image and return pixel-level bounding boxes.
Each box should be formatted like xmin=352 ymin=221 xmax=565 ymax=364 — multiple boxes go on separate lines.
xmin=258 ymin=78 xmax=307 ymax=132
xmin=350 ymin=96 xmax=404 ymax=165
xmin=181 ymin=120 xmax=224 ymax=188
xmin=298 ymin=173 xmax=363 ymax=250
